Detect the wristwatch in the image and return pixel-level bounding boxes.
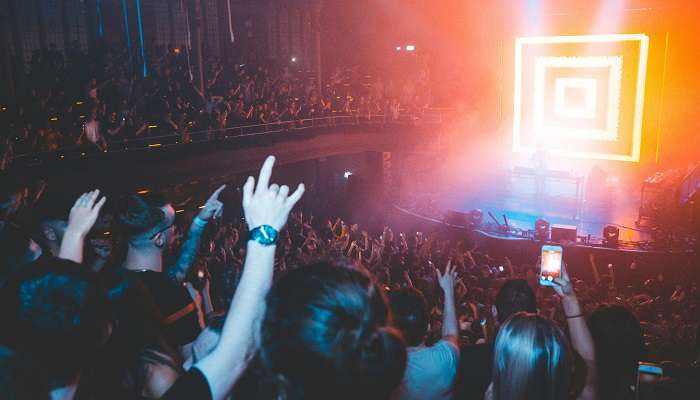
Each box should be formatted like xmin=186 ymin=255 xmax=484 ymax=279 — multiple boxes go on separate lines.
xmin=249 ymin=225 xmax=279 ymax=246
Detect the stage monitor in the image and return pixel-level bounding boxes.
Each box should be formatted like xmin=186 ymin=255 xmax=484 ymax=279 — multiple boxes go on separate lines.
xmin=551 ymin=224 xmax=577 ymax=243
xmin=513 ymin=34 xmax=649 ymax=162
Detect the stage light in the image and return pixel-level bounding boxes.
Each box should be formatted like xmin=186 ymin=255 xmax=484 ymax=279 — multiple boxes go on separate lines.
xmin=535 ymin=219 xmax=550 ymax=241
xmin=405 ymin=44 xmax=416 ymax=52
xmin=344 ymin=171 xmax=353 ymax=179
xmin=603 ymin=225 xmax=619 ymax=247
xmin=513 ymin=34 xmax=649 ymax=162
xmin=291 ymin=56 xmax=297 ymax=63
xmin=469 ymin=209 xmax=483 ymax=228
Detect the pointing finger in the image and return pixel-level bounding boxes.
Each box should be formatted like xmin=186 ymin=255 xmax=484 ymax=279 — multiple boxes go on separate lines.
xmin=208 ymin=184 xmax=226 ymax=202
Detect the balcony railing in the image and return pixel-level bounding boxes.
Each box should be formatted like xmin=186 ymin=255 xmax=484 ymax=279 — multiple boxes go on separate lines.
xmin=14 ymin=111 xmax=446 ymax=166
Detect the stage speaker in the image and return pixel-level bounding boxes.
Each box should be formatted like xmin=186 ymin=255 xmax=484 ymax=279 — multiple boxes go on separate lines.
xmin=446 ymin=210 xmax=469 ymax=227
xmin=551 ymin=224 xmax=577 ymax=243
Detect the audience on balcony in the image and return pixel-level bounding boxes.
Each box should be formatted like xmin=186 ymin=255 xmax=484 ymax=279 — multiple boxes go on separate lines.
xmin=0 ymin=42 xmax=431 ymax=166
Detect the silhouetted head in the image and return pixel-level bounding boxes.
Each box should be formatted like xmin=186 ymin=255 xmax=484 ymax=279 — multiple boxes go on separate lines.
xmin=0 ymin=257 xmax=111 ymax=390
xmin=389 ymin=287 xmax=429 ymax=347
xmin=588 ymin=304 xmax=645 ymax=400
xmin=82 ymin=267 xmax=180 ymax=399
xmin=115 ymin=194 xmax=176 ymax=253
xmin=494 ymin=279 xmax=537 ymax=324
xmin=0 ymin=222 xmax=43 ymax=286
xmin=261 ymin=261 xmax=407 ymax=400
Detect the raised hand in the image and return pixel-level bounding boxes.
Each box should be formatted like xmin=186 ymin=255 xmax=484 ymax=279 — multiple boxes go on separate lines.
xmin=437 ymin=260 xmax=458 ymax=294
xmin=553 ymin=262 xmax=575 ymax=298
xmin=66 ymin=189 xmax=107 ymax=238
xmin=199 ymin=184 xmax=226 ymax=221
xmin=242 ymin=156 xmax=304 ymax=231
xmin=60 ymin=190 xmax=106 ymax=263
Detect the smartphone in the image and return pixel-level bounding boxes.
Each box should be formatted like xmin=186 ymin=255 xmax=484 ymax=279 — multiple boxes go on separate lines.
xmin=636 ymin=362 xmax=663 ymax=400
xmin=540 ymin=245 xmax=563 ymax=286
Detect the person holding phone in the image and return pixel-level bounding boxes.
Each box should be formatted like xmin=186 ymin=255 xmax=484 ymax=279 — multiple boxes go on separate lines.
xmin=485 ymin=254 xmax=598 ymax=400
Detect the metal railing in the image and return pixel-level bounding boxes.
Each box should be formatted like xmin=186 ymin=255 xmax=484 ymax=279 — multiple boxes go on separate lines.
xmin=14 ymin=110 xmax=446 ymax=164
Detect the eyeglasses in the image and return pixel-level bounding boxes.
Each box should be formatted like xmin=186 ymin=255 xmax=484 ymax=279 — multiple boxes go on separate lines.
xmin=149 ymin=223 xmax=175 ymax=240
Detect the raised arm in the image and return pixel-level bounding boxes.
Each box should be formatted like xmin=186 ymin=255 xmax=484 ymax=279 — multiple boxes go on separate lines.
xmin=503 ymin=256 xmax=515 ymax=278
xmin=437 ymin=260 xmax=459 ymax=347
xmin=194 ymin=156 xmax=304 ymax=400
xmin=588 ymin=253 xmax=601 ymax=285
xmin=168 ymin=185 xmax=226 ymax=283
xmin=554 ymin=264 xmax=597 ymax=400
xmin=59 ymin=190 xmax=106 ymax=264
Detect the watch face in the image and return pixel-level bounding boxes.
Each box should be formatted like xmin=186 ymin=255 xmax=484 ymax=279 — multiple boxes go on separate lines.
xmin=254 ymin=225 xmax=278 ymax=245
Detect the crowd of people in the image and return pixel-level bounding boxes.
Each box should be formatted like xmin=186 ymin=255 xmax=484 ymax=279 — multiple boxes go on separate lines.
xmin=0 ymin=41 xmax=430 ymax=167
xmin=0 ymin=154 xmax=698 ymax=400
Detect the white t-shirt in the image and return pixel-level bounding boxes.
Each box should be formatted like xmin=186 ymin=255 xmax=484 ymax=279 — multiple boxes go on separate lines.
xmin=392 ymin=339 xmax=460 ymax=400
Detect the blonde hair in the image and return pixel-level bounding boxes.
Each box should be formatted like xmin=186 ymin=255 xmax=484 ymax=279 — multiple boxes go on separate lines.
xmin=491 ymin=313 xmax=572 ymax=400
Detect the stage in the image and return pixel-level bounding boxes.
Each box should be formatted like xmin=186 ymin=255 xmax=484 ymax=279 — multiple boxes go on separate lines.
xmin=438 ymin=164 xmax=653 ymax=245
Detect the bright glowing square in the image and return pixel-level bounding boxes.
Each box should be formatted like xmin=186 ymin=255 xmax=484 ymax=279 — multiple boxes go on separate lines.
xmin=532 ymin=55 xmax=622 ymax=141
xmin=554 ymin=78 xmax=597 ymax=119
xmin=513 ymin=34 xmax=649 ymax=162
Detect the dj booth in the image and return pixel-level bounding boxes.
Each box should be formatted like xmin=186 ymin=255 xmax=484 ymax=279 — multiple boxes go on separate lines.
xmin=509 ymin=166 xmax=583 ymax=219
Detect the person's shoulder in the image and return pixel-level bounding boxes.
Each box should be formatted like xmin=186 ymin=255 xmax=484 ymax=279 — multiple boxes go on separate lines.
xmin=425 ymin=339 xmax=460 ymax=359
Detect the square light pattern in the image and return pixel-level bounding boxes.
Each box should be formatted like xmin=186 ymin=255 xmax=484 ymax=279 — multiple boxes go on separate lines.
xmin=514 ymin=34 xmax=649 ymax=162
xmin=534 ymin=56 xmax=622 ymax=141
xmin=554 ymin=77 xmax=597 ymax=120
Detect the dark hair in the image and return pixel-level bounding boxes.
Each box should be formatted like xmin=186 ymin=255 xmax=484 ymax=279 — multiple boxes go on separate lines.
xmin=141 ymin=191 xmax=169 ymax=209
xmin=494 ymin=279 xmax=537 ymax=324
xmin=389 ymin=287 xmax=429 ymax=346
xmin=115 ymin=195 xmax=164 ymax=238
xmin=260 ymin=261 xmax=407 ymax=400
xmin=0 ymin=222 xmax=35 ymax=285
xmin=492 ymin=313 xmax=572 ymax=400
xmin=80 ymin=267 xmax=181 ymax=399
xmin=0 ymin=257 xmax=111 ymax=388
xmin=588 ymin=304 xmax=646 ymax=400
xmin=0 ymin=346 xmax=50 ymax=400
